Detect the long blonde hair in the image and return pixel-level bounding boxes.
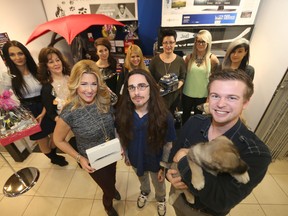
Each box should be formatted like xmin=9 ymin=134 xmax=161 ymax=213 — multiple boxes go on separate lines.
xmin=188 ymin=30 xmax=212 ymax=73
xmin=124 ymin=44 xmax=148 ymax=71
xmin=67 ymin=59 xmax=110 ymax=113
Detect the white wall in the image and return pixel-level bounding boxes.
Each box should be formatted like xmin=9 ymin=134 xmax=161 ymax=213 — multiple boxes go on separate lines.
xmin=244 ymin=0 xmax=288 ymax=130
xmin=0 ymin=0 xmax=287 ymax=131
xmin=0 ymin=0 xmax=71 ymax=72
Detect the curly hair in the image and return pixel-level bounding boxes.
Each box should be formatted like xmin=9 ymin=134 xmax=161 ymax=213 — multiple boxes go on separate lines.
xmin=66 ymin=59 xmax=110 ymax=113
xmin=2 ymin=40 xmax=38 ymax=98
xmin=115 ymin=69 xmax=170 ymax=152
xmin=38 ymin=47 xmax=71 ymax=84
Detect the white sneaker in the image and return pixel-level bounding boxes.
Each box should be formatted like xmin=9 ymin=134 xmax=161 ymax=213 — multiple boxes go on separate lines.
xmin=157 ymin=201 xmax=166 ymax=216
xmin=137 ymin=192 xmax=149 ymax=208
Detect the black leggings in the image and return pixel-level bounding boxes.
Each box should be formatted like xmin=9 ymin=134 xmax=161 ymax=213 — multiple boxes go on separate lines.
xmin=182 ymin=94 xmax=207 ymax=124
xmin=89 ymin=162 xmax=117 ymax=211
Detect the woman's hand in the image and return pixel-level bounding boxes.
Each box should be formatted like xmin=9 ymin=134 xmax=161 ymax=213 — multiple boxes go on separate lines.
xmin=35 ymin=113 xmax=44 ymax=124
xmin=79 ymin=156 xmax=96 ymax=173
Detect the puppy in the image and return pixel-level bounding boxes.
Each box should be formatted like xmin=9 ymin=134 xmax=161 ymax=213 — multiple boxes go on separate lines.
xmin=168 ymin=136 xmax=250 ymax=205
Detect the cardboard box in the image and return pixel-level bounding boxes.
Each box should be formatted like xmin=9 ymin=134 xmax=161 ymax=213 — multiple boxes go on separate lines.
xmin=86 ymin=138 xmax=122 ymax=170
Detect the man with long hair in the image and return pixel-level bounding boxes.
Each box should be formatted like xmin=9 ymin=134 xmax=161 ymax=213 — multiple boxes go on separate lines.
xmin=115 ymin=69 xmax=176 ymax=216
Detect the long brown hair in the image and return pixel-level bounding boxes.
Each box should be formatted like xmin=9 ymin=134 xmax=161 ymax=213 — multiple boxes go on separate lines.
xmin=38 ymin=47 xmax=71 ymax=84
xmin=115 ymin=69 xmax=170 ymax=152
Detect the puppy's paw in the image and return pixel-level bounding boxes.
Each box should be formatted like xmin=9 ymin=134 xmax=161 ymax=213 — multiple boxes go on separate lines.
xmin=233 ymin=171 xmax=250 ymax=184
xmin=191 ymin=176 xmax=205 ymax=190
xmin=169 ymin=193 xmax=178 ymax=205
xmin=184 ymin=190 xmax=195 ymax=204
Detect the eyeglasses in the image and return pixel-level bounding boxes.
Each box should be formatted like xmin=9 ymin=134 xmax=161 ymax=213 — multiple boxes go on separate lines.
xmin=127 ymin=83 xmax=149 ymax=92
xmin=162 ymin=41 xmax=176 ymax=46
xmin=196 ymin=40 xmax=206 ymax=45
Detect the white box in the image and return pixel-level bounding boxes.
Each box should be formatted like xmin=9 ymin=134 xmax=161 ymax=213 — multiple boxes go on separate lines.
xmin=86 ymin=138 xmax=122 ymax=170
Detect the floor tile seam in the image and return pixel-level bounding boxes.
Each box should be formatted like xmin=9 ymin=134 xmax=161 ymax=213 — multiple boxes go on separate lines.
xmin=62 ymin=167 xmax=79 ymax=198
xmin=270 ymin=174 xmax=288 ymax=198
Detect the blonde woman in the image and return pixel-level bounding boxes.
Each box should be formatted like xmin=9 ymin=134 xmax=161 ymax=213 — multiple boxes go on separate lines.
xmin=182 ymin=30 xmax=219 ymax=124
xmin=116 ymin=44 xmax=148 ymax=95
xmin=54 ymin=60 xmax=120 ymax=216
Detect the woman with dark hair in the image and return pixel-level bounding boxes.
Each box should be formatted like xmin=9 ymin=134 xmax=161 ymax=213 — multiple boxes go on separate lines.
xmin=94 ymin=37 xmax=118 ymax=93
xmin=2 ymin=40 xmax=67 ymax=166
xmin=38 ymin=47 xmax=71 ymax=121
xmin=149 ymin=29 xmax=186 ymax=114
xmin=54 ymin=60 xmax=120 ymax=216
xmin=115 ymin=69 xmax=176 ymax=216
xmin=221 ymin=38 xmax=255 ymax=80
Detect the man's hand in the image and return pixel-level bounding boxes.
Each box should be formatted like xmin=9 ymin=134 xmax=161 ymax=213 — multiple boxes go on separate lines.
xmin=166 ymin=169 xmax=188 ymax=190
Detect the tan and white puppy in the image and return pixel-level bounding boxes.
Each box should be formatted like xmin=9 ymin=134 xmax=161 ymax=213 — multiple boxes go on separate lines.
xmin=168 ymin=136 xmax=250 ymax=205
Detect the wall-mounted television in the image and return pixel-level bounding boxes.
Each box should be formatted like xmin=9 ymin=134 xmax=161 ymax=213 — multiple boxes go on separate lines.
xmin=194 ymin=0 xmax=241 ymax=11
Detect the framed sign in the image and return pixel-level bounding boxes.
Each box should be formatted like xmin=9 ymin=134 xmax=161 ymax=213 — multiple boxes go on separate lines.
xmin=0 ymin=32 xmax=10 ymax=63
xmin=162 ymin=0 xmax=261 ymax=27
xmin=42 ymin=0 xmax=138 ymax=21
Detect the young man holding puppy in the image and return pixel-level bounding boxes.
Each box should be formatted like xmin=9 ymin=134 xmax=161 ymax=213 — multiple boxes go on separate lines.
xmin=167 ymin=69 xmax=271 ymax=216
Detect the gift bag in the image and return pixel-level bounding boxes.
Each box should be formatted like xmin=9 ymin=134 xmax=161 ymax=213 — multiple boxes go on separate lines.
xmin=0 ymin=90 xmax=41 ymax=146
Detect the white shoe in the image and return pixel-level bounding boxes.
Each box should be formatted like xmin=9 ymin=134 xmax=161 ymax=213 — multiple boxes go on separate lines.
xmin=157 ymin=200 xmax=166 ymax=216
xmin=137 ymin=192 xmax=149 ymax=208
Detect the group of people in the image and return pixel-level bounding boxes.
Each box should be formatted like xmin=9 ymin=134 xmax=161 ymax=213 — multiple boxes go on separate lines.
xmin=1 ymin=27 xmax=271 ymax=216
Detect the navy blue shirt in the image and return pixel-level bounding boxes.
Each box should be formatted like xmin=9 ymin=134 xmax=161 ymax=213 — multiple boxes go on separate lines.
xmin=170 ymin=115 xmax=271 ymax=216
xmin=128 ymin=111 xmax=176 ymax=176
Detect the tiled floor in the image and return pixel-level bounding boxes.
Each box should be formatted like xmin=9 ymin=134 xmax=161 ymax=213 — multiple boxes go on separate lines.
xmin=0 ymin=152 xmax=288 ymax=216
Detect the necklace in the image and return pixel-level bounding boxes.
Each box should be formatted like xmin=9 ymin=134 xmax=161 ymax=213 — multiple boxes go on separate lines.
xmin=195 ymin=55 xmax=205 ymax=67
xmin=164 ymin=62 xmax=171 ymax=75
xmin=85 ymin=105 xmax=110 ymax=142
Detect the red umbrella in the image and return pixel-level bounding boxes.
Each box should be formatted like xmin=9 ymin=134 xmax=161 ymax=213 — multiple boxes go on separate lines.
xmin=26 ymin=14 xmax=125 ymax=45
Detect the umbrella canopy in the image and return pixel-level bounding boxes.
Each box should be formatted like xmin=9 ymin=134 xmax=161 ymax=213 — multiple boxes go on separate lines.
xmin=26 ymin=14 xmax=125 ymax=45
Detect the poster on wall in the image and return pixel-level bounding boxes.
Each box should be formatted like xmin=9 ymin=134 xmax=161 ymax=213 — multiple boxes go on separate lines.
xmin=162 ymin=0 xmax=261 ymax=27
xmin=42 ymin=0 xmax=138 ymax=21
xmin=0 ymin=32 xmax=10 ymax=63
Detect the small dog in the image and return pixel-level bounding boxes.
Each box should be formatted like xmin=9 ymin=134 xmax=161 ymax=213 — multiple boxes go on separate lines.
xmin=167 ymin=136 xmax=250 ymax=205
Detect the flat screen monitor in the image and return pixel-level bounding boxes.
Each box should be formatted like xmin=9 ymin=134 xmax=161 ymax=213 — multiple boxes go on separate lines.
xmin=194 ymin=0 xmax=241 ymax=11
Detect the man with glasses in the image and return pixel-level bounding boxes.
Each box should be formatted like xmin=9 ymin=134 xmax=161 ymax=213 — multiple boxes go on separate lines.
xmin=115 ymin=69 xmax=177 ymax=216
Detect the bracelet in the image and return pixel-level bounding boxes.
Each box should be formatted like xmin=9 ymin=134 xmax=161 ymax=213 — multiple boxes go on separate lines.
xmin=76 ymin=153 xmax=81 ymax=163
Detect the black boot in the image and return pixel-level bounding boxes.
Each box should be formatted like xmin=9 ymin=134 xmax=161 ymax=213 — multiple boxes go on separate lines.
xmin=51 ymin=148 xmax=66 ymax=160
xmin=45 ymin=149 xmax=68 ymax=166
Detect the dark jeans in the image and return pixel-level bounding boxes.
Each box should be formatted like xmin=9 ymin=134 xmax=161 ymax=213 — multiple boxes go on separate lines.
xmin=182 ymin=94 xmax=207 ymax=124
xmin=89 ymin=162 xmax=117 ymax=211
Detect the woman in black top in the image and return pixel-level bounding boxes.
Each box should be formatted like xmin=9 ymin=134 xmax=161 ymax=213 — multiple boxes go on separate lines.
xmin=2 ymin=41 xmax=67 ymax=166
xmin=221 ymin=38 xmax=255 ymax=80
xmin=94 ymin=37 xmax=118 ymax=93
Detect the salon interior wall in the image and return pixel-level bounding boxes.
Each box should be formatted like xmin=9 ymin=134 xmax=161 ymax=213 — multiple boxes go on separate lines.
xmin=0 ymin=0 xmax=72 ymax=73
xmin=0 ymin=0 xmax=287 ymax=132
xmin=243 ymin=0 xmax=288 ymax=131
